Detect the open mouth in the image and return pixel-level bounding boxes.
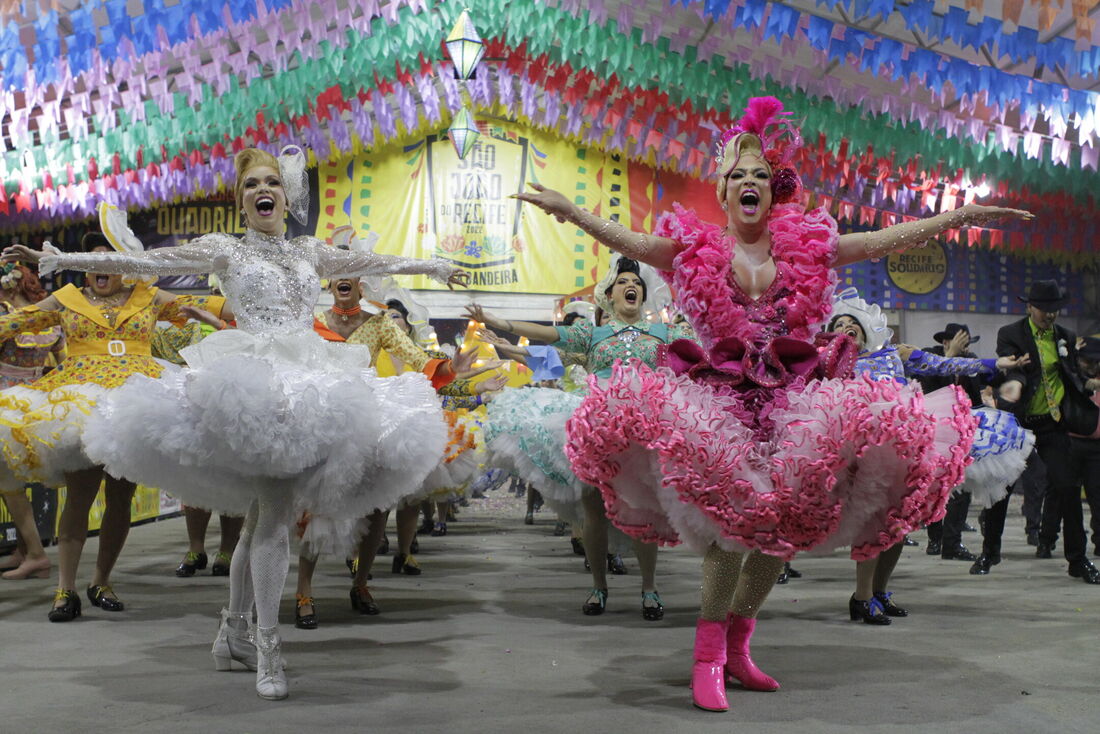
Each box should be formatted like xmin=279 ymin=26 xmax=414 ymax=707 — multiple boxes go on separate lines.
xmin=739 ymin=189 xmax=760 ymax=215
xmin=255 ymin=195 xmax=275 ymax=216
xmin=624 ymin=287 xmax=639 ymax=305
xmin=336 ymin=282 xmax=353 ymax=296
xmin=95 ymin=275 xmax=110 ymax=288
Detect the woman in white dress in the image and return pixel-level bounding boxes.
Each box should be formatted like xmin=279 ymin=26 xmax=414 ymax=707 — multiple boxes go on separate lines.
xmin=3 ymin=146 xmax=468 ymax=700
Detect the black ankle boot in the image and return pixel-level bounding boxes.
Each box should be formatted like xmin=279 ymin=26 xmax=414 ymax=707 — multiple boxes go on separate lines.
xmin=848 ymin=595 xmax=891 ymax=625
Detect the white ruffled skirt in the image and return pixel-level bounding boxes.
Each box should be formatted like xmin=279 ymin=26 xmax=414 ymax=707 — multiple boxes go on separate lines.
xmin=0 ymin=383 xmax=105 ymax=489
xmin=483 ymin=386 xmax=633 ymax=553
xmin=483 ymin=387 xmax=587 ymax=505
xmin=82 ymin=329 xmax=447 ymax=518
xmin=959 ymin=407 xmax=1035 ymax=508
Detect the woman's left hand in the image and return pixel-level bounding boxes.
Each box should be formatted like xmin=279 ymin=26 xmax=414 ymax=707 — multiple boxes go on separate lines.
xmin=980 ymin=386 xmax=996 ymax=408
xmin=447 ymin=269 xmax=470 ymax=290
xmin=896 ymin=344 xmax=916 ymax=360
xmin=451 ymin=345 xmax=478 ymax=374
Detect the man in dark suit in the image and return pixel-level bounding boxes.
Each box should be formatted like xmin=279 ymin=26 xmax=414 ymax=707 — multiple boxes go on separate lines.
xmin=1069 ymin=337 xmax=1100 ymax=555
xmin=972 ymin=280 xmax=1099 ymax=583
xmin=918 ymin=323 xmax=981 ymax=561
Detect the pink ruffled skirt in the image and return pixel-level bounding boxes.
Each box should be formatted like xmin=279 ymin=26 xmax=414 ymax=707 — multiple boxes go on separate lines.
xmin=565 ymin=361 xmax=975 ymax=561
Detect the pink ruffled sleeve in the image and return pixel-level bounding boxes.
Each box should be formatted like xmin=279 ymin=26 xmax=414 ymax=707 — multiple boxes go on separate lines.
xmin=800 ymin=206 xmax=839 ymax=268
xmin=654 ymin=203 xmax=724 ymax=284
xmin=654 ymin=204 xmax=715 ymax=250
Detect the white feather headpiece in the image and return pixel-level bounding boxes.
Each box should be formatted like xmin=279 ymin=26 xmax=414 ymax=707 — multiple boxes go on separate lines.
xmin=830 ymin=287 xmax=892 ymax=352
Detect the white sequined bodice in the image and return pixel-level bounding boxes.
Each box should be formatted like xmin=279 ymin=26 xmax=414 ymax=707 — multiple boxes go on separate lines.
xmin=217 ymin=231 xmax=321 ymax=334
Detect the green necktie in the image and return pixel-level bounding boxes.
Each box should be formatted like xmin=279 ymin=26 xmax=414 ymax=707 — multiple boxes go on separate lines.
xmin=1039 ymin=330 xmax=1062 ymax=421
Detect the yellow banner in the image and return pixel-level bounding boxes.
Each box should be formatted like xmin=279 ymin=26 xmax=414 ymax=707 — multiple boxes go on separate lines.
xmin=316 ymin=119 xmax=624 ymax=294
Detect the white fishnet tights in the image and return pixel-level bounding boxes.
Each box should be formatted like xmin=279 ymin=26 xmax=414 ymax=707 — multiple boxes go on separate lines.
xmin=228 ymin=495 xmax=293 ymax=628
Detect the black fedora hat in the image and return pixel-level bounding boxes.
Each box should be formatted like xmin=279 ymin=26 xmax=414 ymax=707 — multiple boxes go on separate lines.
xmin=1018 ymin=280 xmax=1069 ymax=309
xmin=1078 ymin=336 xmax=1100 ymax=361
xmin=933 ymin=323 xmax=980 ymax=344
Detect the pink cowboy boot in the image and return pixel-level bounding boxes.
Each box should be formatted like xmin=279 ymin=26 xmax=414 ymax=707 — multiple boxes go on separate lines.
xmin=691 ymin=618 xmax=729 ymax=711
xmin=725 ymin=613 xmax=780 ymax=691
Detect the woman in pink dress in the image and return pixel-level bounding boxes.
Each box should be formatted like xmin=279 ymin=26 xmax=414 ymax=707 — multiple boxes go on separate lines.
xmin=515 ymin=97 xmax=1031 ymax=712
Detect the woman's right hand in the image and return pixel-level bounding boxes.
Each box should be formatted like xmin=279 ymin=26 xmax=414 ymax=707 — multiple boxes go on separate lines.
xmin=512 ymin=183 xmax=577 ymax=223
xmin=179 ymin=305 xmax=225 ymax=329
xmin=1 ymin=243 xmax=42 ymax=263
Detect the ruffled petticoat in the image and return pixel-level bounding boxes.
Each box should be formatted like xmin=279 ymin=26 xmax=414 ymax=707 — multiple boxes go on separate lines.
xmin=82 ymin=328 xmax=447 ymax=519
xmin=484 ymin=386 xmax=633 ymax=553
xmin=566 ymin=360 xmax=975 ymax=561
xmin=484 ymin=387 xmax=587 ymax=505
xmin=0 ymin=383 xmax=105 ymax=491
xmin=300 ymin=411 xmax=484 ymax=557
xmin=958 ymin=407 xmax=1035 ymax=508
xmin=404 ymin=410 xmax=483 ymax=505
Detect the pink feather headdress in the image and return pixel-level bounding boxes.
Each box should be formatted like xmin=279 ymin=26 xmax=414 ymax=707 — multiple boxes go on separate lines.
xmin=715 ymin=97 xmax=803 ymax=205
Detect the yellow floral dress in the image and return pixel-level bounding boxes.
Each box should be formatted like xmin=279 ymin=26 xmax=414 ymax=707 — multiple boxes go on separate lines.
xmin=0 ymin=283 xmax=223 ymax=485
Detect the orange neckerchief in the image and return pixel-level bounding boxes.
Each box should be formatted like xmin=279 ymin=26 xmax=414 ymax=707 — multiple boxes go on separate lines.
xmin=312 ymin=316 xmax=345 ymax=342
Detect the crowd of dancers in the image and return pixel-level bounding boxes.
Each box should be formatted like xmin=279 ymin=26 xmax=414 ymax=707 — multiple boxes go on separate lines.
xmin=1 ymin=97 xmax=1097 ymax=710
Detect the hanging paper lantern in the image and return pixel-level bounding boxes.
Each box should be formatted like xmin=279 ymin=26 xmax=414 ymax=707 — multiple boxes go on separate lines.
xmin=449 ymin=106 xmax=480 ymax=160
xmin=444 ymin=9 xmax=485 ymax=80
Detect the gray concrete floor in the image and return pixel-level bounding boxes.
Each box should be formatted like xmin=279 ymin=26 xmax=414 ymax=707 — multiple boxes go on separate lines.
xmin=1 ymin=494 xmax=1097 ymax=734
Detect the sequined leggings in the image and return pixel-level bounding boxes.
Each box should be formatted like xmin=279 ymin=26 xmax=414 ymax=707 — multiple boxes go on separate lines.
xmin=228 ymin=495 xmax=293 ymax=628
xmin=700 ymin=544 xmax=785 ymax=621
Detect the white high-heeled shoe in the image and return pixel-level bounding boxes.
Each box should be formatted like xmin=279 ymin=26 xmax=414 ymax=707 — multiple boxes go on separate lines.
xmin=254 ymin=625 xmax=288 ymax=700
xmin=211 ymin=608 xmax=257 ymax=671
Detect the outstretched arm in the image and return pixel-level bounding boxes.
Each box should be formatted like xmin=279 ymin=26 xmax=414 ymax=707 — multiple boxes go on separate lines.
xmin=513 ymin=184 xmax=678 ymax=270
xmin=479 ymin=328 xmax=531 ymax=365
xmin=900 ymin=346 xmax=1029 ymax=378
xmin=833 ymin=204 xmax=1032 ymax=267
xmin=3 ymin=237 xmax=226 ymax=277
xmin=0 ymin=296 xmax=62 ymax=337
xmin=464 ymin=303 xmax=560 ymax=344
xmin=314 ymin=242 xmax=468 ymax=289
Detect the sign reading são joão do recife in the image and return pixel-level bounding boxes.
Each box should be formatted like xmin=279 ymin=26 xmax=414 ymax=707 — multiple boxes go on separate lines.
xmin=314 ymin=119 xmax=619 ymax=295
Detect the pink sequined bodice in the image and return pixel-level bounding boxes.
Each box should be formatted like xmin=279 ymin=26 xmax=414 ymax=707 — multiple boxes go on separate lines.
xmin=655 ymin=203 xmax=839 ymax=352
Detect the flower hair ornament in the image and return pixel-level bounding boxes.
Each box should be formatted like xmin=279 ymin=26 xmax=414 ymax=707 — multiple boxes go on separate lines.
xmin=829 ymin=287 xmax=892 ymax=352
xmin=0 ymin=262 xmax=23 ymax=291
xmin=714 ymin=96 xmax=803 ymax=206
xmin=277 ymin=145 xmax=310 ymax=225
xmin=593 ymin=253 xmax=673 ymax=321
